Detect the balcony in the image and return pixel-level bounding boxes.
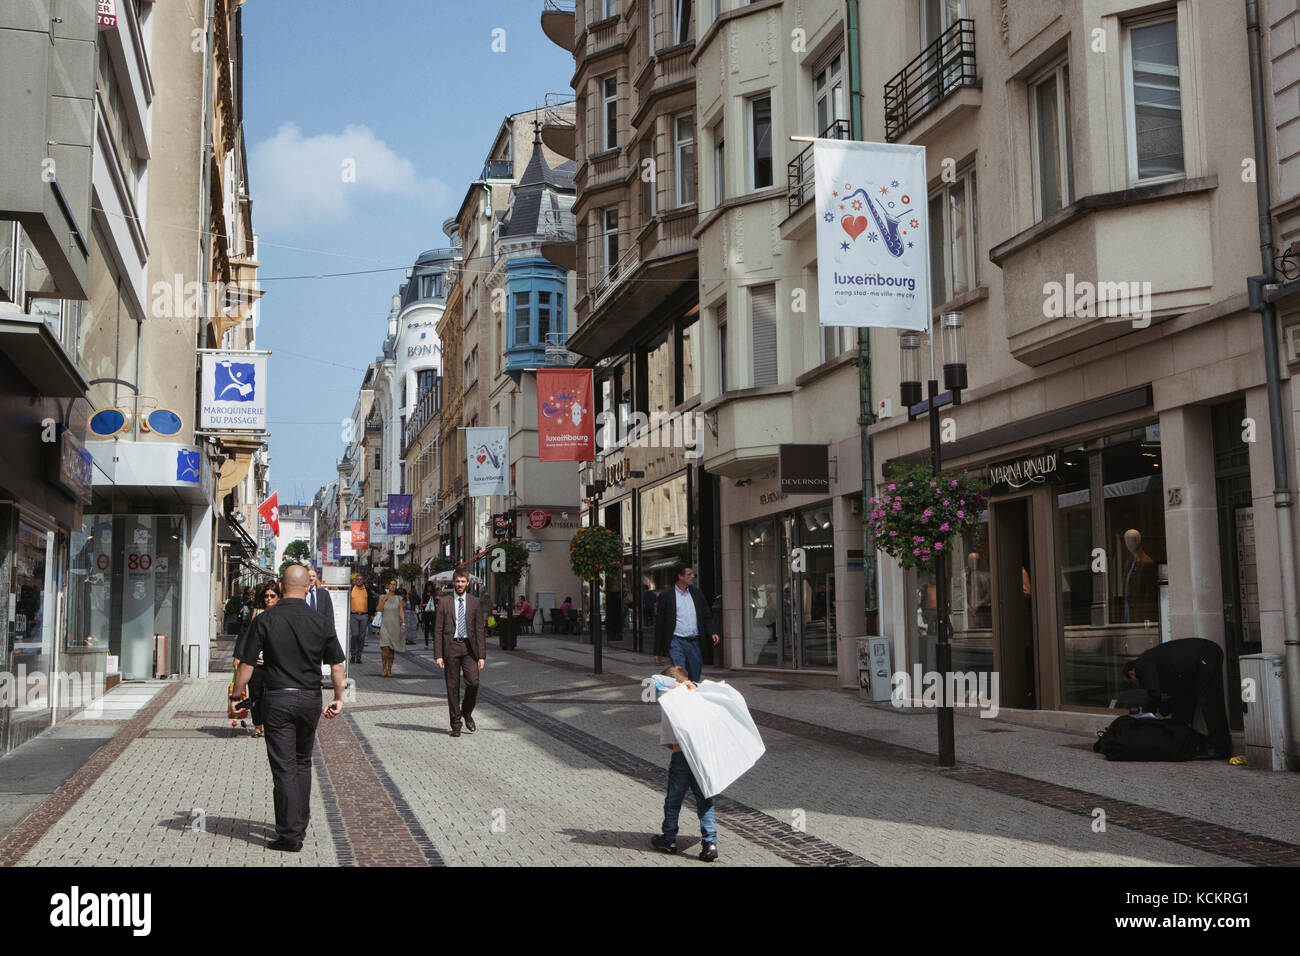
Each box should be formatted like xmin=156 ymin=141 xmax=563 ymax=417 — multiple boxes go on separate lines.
xmin=884 ymin=19 xmax=977 ymax=143
xmin=576 ymin=148 xmax=625 ymax=195
xmin=633 ymin=42 xmax=694 ymax=124
xmin=541 ymin=0 xmax=576 ymax=52
xmin=481 ymin=159 xmax=514 ymax=181
xmin=505 ymin=330 xmax=581 ymax=376
xmin=590 ymin=242 xmax=641 ymax=314
xmin=541 ymin=92 xmax=577 ymax=159
xmin=787 ymin=119 xmax=850 ymax=216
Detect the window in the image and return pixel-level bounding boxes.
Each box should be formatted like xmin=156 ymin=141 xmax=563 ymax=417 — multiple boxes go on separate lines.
xmin=748 ymin=95 xmax=773 ymax=190
xmin=401 ymin=379 xmax=408 ymax=409
xmin=1030 ymin=62 xmax=1072 ymax=221
xmin=513 ymin=291 xmax=532 ymax=346
xmin=713 ymin=123 xmax=725 ymax=206
xmin=674 ymin=0 xmax=692 ymax=44
xmin=646 ymin=334 xmax=672 ymax=413
xmin=677 ymin=316 xmax=700 ymax=401
xmin=418 ymin=369 xmax=436 ymax=397
xmin=717 ymin=301 xmax=728 ymax=393
xmin=648 ymin=0 xmax=656 ymax=55
xmin=1124 ymin=16 xmax=1184 ymax=181
xmin=602 ymin=76 xmax=619 ymax=151
xmin=814 ymin=52 xmax=846 ymax=136
xmin=640 ymin=138 xmax=658 ymax=219
xmin=374 ymin=451 xmax=381 ymax=470
xmin=751 ymin=284 xmax=777 ymax=386
xmin=604 ymin=0 xmax=617 ymax=18
xmin=603 ymin=208 xmax=620 ymax=276
xmin=674 ymin=114 xmax=696 ymax=206
xmin=928 ymin=165 xmax=977 ymax=306
xmin=538 ymin=290 xmax=556 ymax=343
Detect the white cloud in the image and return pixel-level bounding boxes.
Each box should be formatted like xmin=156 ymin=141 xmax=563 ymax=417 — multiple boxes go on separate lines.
xmin=249 ymin=123 xmax=449 ymax=232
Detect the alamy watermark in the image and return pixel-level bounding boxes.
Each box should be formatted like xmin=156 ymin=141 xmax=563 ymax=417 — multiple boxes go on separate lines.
xmin=1 ymin=668 xmax=106 ymax=715
xmin=596 ymin=409 xmax=705 ymax=459
xmin=1042 ymin=273 xmax=1152 ymax=328
xmin=891 ymin=665 xmax=1000 ymax=718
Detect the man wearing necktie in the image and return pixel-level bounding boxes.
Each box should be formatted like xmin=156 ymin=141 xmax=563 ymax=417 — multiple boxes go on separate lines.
xmin=305 ymin=566 xmax=336 ymax=639
xmin=434 ymin=569 xmax=486 ymax=737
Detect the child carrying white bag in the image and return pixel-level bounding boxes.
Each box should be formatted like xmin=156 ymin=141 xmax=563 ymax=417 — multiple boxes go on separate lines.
xmin=645 ymin=666 xmax=765 ymax=861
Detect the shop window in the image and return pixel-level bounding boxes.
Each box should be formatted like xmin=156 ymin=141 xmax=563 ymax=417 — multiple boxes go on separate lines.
xmin=1055 ymin=427 xmax=1166 ymax=709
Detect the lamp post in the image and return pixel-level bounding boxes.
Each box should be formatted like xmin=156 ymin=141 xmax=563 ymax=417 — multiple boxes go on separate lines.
xmin=584 ymin=455 xmax=607 ymax=675
xmin=899 ymin=311 xmax=967 ymax=768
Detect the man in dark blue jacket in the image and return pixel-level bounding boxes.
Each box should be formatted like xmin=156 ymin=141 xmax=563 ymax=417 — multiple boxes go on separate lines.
xmin=653 ymin=562 xmax=718 ymax=683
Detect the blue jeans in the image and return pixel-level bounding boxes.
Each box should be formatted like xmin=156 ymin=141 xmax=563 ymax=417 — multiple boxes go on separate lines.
xmin=662 ymin=750 xmax=716 ymax=845
xmin=349 ymin=612 xmax=369 ymax=659
xmin=669 ymin=636 xmax=703 ymax=683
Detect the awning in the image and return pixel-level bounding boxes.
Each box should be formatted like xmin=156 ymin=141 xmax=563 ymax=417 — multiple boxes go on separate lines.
xmin=218 ymin=516 xmax=255 ymax=558
xmin=0 ymin=314 xmax=90 ymax=397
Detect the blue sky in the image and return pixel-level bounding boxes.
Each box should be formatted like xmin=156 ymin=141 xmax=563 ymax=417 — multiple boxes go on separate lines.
xmin=242 ymin=0 xmax=573 ymax=504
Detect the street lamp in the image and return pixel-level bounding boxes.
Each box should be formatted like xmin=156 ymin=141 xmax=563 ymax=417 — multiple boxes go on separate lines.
xmin=900 ymin=311 xmax=967 ymax=768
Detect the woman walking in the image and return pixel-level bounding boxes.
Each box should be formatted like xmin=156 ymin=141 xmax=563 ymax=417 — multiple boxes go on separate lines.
xmin=422 ymin=582 xmax=438 ymax=647
xmin=231 ymin=579 xmax=282 ymax=736
xmin=377 ymin=578 xmax=406 ymax=677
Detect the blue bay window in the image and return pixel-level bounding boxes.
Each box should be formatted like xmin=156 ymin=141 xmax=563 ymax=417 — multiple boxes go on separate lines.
xmin=504 ymin=257 xmax=569 ymax=375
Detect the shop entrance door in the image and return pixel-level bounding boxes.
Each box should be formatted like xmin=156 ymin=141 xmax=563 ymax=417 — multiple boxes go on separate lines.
xmin=1211 ymin=399 xmax=1258 ymax=731
xmin=991 ymin=498 xmax=1037 ymax=709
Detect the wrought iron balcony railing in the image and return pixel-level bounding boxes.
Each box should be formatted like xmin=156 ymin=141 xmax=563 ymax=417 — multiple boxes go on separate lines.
xmin=884 ymin=18 xmax=977 ymax=142
xmin=481 ymin=159 xmax=514 ymax=180
xmin=786 ymin=119 xmax=850 ymax=216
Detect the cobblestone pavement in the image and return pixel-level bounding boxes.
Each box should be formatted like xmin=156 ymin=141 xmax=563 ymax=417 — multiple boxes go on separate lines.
xmin=2 ymin=624 xmax=1297 ymax=867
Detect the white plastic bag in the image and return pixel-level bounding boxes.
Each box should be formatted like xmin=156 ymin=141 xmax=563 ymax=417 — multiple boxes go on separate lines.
xmin=658 ymin=680 xmax=765 ymax=798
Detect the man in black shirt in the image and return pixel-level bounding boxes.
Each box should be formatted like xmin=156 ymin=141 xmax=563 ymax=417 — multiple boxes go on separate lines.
xmin=232 ymin=565 xmax=346 ymax=851
xmin=1123 ymin=637 xmax=1231 ymax=758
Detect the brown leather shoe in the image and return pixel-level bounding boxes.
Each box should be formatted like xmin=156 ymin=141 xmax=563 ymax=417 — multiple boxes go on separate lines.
xmin=464 ymin=715 xmax=476 ymax=733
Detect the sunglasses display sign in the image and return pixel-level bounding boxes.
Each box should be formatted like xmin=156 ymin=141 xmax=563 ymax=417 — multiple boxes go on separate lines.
xmin=200 ymin=352 xmax=268 ymax=431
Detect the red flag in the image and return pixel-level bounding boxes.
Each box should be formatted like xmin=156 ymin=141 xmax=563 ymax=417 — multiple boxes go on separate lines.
xmin=258 ymin=493 xmax=280 ymax=537
xmin=537 ymin=369 xmax=595 ymax=461
xmin=351 ymin=520 xmax=369 ymax=550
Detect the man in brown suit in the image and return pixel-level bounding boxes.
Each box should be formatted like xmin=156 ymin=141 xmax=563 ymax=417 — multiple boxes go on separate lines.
xmin=435 ymin=569 xmax=486 ymax=737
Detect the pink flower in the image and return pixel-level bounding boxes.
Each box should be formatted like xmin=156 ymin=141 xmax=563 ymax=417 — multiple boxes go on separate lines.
xmin=956 ymin=510 xmax=965 ymax=519
xmin=942 ymin=499 xmax=950 ymax=507
xmin=893 ymin=502 xmax=902 ymax=511
xmin=889 ymin=530 xmax=898 ymax=537
xmin=908 ymin=481 xmax=914 ymax=487
xmin=930 ymin=481 xmax=937 ymax=487
xmin=920 ymin=515 xmax=929 ymax=523
xmin=887 ymin=483 xmax=896 ymax=491
xmin=951 ymin=480 xmax=958 ymax=488
xmin=939 ymin=522 xmax=950 ymax=532
xmin=913 ymin=548 xmax=920 ymax=555
xmin=921 ymin=556 xmax=931 ymax=563
xmin=934 ymin=542 xmax=943 ymax=551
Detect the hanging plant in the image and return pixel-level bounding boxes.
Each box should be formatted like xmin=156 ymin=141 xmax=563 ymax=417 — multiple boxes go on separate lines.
xmin=569 ymin=526 xmax=622 ymax=583
xmin=864 ymin=462 xmax=988 ymax=572
xmin=489 ymin=538 xmax=530 ymax=589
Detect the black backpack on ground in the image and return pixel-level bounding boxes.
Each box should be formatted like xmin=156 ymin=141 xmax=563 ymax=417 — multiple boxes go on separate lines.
xmin=1093 ymin=715 xmax=1208 ymax=761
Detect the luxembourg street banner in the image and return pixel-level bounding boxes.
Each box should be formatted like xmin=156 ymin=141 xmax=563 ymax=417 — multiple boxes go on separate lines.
xmin=351 ymin=520 xmax=369 ymax=551
xmin=369 ymin=508 xmax=389 ymax=543
xmin=814 ymin=139 xmax=930 ymax=331
xmin=257 ymin=492 xmax=280 ymax=538
xmin=537 ymin=369 xmax=595 ymax=461
xmin=388 ymin=494 xmax=413 ymax=535
xmin=338 ymin=535 xmax=351 ymax=559
xmin=200 ymin=352 xmax=268 ymax=430
xmin=466 ymin=426 xmax=509 ymax=497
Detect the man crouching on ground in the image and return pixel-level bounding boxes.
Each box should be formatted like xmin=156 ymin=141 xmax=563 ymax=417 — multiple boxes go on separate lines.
xmin=648 ymin=665 xmax=718 ymax=862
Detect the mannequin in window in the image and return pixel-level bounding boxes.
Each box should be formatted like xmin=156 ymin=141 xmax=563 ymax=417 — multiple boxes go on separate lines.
xmin=965 ymin=552 xmax=991 ymax=628
xmin=1122 ymin=528 xmax=1158 ymax=624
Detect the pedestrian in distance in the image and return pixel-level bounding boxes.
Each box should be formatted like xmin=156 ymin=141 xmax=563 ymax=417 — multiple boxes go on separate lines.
xmin=348 ymin=574 xmax=370 ymax=663
xmin=231 ymin=579 xmax=283 ymax=738
xmin=377 ymin=578 xmax=406 ymax=677
xmin=435 ymin=569 xmax=486 ymax=737
xmin=560 ymin=595 xmax=574 ymax=634
xmin=653 ymin=562 xmax=719 ymax=683
xmin=231 ymin=565 xmax=346 ymax=853
xmin=304 ymin=566 xmax=335 ymax=637
xmin=1122 ymin=637 xmax=1231 ymax=758
xmin=422 ymin=583 xmax=438 ymax=647
xmin=648 ymin=665 xmax=718 ymax=862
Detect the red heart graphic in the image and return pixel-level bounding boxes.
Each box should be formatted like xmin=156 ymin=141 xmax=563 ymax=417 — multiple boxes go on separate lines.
xmin=841 ymin=215 xmax=869 ymax=241
xmin=476 ymin=454 xmax=486 ymax=463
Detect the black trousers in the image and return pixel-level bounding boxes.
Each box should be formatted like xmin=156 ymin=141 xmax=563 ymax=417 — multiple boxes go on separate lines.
xmin=1167 ymin=644 xmax=1231 ymax=752
xmin=263 ymin=689 xmax=323 ymax=843
xmin=443 ymin=640 xmax=479 ymax=729
xmin=248 ymin=667 xmax=267 ymax=727
xmin=422 ymin=612 xmax=436 ymax=646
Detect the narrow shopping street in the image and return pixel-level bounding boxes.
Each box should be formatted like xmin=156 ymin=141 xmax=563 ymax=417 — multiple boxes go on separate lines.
xmin=2 ymin=621 xmax=1295 ymax=868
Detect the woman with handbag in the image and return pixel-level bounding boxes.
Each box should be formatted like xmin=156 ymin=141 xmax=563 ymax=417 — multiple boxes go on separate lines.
xmin=377 ymin=578 xmax=406 ymax=677
xmin=422 ymin=583 xmax=437 ymax=647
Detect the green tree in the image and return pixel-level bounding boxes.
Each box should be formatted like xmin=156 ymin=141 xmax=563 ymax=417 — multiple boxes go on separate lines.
xmin=489 ymin=539 xmax=530 ymax=590
xmin=278 ymin=539 xmax=311 ymax=576
xmin=397 ymin=562 xmax=423 ymax=589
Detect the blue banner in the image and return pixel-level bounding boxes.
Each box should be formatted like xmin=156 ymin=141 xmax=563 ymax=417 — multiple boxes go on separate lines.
xmin=388 ymin=494 xmax=413 ymax=535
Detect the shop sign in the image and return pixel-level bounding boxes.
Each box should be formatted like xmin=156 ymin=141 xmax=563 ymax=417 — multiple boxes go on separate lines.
xmin=986 ymin=450 xmax=1060 ymax=493
xmin=54 ymin=430 xmax=94 ymax=503
xmin=200 ymin=352 xmax=268 ymax=431
xmin=779 ymin=444 xmax=830 ymax=495
xmin=525 ymin=541 xmax=542 ymax=552
xmin=528 ymin=509 xmax=551 ymax=530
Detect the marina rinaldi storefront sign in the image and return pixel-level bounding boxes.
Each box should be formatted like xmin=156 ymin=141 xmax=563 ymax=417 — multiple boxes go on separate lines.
xmin=985 ymin=449 xmax=1061 ymax=493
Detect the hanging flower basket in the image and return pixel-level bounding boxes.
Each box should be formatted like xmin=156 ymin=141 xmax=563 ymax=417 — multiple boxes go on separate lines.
xmin=569 ymin=526 xmax=622 ymax=583
xmin=864 ymin=462 xmax=988 ymax=572
xmin=489 ymin=538 xmax=530 ymax=589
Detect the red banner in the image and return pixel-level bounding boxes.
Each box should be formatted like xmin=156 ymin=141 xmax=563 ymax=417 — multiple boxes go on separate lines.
xmin=351 ymin=520 xmax=369 ymax=550
xmin=537 ymin=369 xmax=595 ymax=461
xmin=257 ymin=492 xmax=280 ymax=538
